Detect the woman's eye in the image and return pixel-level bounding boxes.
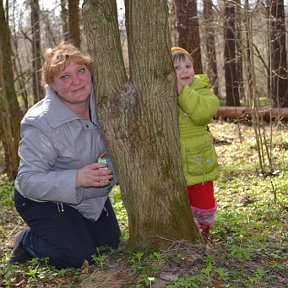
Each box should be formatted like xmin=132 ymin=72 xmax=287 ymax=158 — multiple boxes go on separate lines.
xmin=60 ymin=75 xmax=69 ymax=80
xmin=78 ymin=67 xmax=86 ymax=73
xmin=186 ymin=65 xmax=192 ymax=69
xmin=174 ymin=66 xmax=180 ymax=70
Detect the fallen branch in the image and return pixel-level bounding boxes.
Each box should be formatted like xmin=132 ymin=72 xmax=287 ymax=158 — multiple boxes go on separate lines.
xmin=215 ymin=107 xmax=288 ymax=121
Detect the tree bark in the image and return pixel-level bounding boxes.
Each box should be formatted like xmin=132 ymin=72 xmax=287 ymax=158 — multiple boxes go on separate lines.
xmin=224 ymin=1 xmax=241 ymax=106
xmin=83 ymin=0 xmax=200 ymax=250
xmin=68 ymin=0 xmax=81 ymax=48
xmin=61 ymin=0 xmax=69 ymax=41
xmin=203 ymin=0 xmax=218 ymax=95
xmin=175 ymin=0 xmax=203 ymax=73
xmin=0 ymin=0 xmax=21 ymax=174
xmin=269 ymin=0 xmax=288 ymax=107
xmin=31 ymin=0 xmax=43 ymax=103
xmin=0 ymin=50 xmax=19 ymax=178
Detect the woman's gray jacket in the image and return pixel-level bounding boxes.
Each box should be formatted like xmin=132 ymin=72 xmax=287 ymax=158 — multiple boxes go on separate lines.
xmin=14 ymin=87 xmax=116 ymax=221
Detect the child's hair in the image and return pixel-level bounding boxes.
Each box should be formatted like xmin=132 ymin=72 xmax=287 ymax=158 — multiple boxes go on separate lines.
xmin=42 ymin=42 xmax=93 ymax=86
xmin=171 ymin=47 xmax=193 ymax=64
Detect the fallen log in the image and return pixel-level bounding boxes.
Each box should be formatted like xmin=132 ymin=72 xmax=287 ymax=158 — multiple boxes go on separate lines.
xmin=215 ymin=107 xmax=288 ymax=121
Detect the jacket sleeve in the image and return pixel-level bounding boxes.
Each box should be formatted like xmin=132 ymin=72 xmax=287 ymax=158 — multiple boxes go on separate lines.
xmin=177 ymin=75 xmax=219 ymax=126
xmin=16 ymin=125 xmax=84 ymax=204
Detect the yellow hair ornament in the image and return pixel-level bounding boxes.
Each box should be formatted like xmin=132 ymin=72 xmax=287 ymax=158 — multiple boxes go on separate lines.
xmin=171 ymin=47 xmax=190 ymax=55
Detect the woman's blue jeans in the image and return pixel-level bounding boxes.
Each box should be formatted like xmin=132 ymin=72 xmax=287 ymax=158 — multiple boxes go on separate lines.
xmin=14 ymin=190 xmax=121 ymax=269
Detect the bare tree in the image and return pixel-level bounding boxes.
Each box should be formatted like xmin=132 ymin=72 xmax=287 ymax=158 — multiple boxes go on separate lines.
xmin=0 ymin=49 xmax=19 ymax=178
xmin=31 ymin=0 xmax=43 ymax=103
xmin=268 ymin=0 xmax=288 ymax=107
xmin=0 ymin=0 xmax=21 ymax=174
xmin=224 ymin=0 xmax=241 ymax=106
xmin=61 ymin=0 xmax=69 ymax=41
xmin=83 ymin=0 xmax=200 ymax=249
xmin=175 ymin=0 xmax=203 ymax=73
xmin=68 ymin=0 xmax=81 ymax=48
xmin=203 ymin=0 xmax=218 ymax=95
xmin=235 ymin=0 xmax=244 ymax=100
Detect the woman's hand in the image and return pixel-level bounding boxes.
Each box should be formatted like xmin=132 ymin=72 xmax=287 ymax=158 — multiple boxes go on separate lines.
xmin=76 ymin=163 xmax=113 ymax=188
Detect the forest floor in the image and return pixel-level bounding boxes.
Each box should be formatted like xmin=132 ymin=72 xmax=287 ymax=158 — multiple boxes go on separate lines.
xmin=0 ymin=120 xmax=288 ymax=288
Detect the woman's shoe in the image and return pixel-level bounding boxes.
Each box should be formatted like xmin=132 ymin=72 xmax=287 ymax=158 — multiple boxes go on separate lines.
xmin=9 ymin=231 xmax=33 ymax=264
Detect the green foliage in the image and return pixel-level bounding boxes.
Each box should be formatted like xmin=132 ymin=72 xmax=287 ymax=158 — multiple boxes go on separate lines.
xmin=0 ymin=174 xmax=14 ymax=207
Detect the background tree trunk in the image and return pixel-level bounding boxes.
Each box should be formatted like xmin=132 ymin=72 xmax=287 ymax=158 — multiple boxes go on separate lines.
xmin=61 ymin=0 xmax=69 ymax=41
xmin=0 ymin=0 xmax=21 ymax=166
xmin=235 ymin=0 xmax=244 ymax=101
xmin=224 ymin=0 xmax=241 ymax=106
xmin=31 ymin=0 xmax=43 ymax=103
xmin=203 ymin=0 xmax=218 ymax=95
xmin=175 ymin=0 xmax=203 ymax=73
xmin=269 ymin=0 xmax=288 ymax=107
xmin=68 ymin=0 xmax=81 ymax=48
xmin=0 ymin=50 xmax=19 ymax=178
xmin=83 ymin=0 xmax=200 ymax=249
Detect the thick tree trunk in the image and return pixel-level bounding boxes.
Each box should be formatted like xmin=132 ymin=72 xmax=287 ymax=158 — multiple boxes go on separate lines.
xmin=83 ymin=0 xmax=200 ymax=250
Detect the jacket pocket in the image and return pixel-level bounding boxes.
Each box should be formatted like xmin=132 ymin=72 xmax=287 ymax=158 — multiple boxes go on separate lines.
xmin=186 ymin=143 xmax=217 ymax=176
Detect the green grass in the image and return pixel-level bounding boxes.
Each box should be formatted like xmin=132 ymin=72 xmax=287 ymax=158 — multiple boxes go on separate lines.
xmin=0 ymin=121 xmax=287 ymax=287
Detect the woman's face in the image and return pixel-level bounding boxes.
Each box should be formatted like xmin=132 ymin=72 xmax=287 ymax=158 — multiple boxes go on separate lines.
xmin=51 ymin=61 xmax=92 ymax=106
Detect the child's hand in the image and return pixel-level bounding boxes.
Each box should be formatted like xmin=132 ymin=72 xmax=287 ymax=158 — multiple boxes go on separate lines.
xmin=177 ymin=74 xmax=194 ymax=94
xmin=177 ymin=82 xmax=184 ymax=94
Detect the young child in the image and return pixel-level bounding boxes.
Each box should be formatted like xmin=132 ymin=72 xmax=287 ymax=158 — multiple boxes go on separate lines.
xmin=171 ymin=47 xmax=219 ymax=240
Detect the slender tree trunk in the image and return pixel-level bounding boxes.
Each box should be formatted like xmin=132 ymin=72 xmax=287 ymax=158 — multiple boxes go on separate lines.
xmin=61 ymin=0 xmax=69 ymax=41
xmin=224 ymin=0 xmax=241 ymax=106
xmin=269 ymin=0 xmax=288 ymax=107
xmin=0 ymin=0 xmax=21 ymax=163
xmin=235 ymin=0 xmax=244 ymax=100
xmin=31 ymin=0 xmax=43 ymax=103
xmin=203 ymin=0 xmax=218 ymax=95
xmin=83 ymin=0 xmax=200 ymax=250
xmin=68 ymin=0 xmax=81 ymax=48
xmin=0 ymin=50 xmax=19 ymax=178
xmin=175 ymin=0 xmax=203 ymax=73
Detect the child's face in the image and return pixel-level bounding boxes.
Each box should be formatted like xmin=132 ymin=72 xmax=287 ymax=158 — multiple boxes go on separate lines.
xmin=173 ymin=54 xmax=195 ymax=92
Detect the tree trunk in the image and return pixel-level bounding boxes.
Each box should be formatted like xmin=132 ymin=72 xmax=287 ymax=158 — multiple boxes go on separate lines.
xmin=0 ymin=0 xmax=21 ymax=170
xmin=175 ymin=0 xmax=203 ymax=73
xmin=68 ymin=0 xmax=81 ymax=48
xmin=0 ymin=50 xmax=19 ymax=178
xmin=31 ymin=0 xmax=43 ymax=103
xmin=203 ymin=0 xmax=218 ymax=95
xmin=269 ymin=0 xmax=288 ymax=107
xmin=83 ymin=0 xmax=200 ymax=250
xmin=235 ymin=0 xmax=244 ymax=100
xmin=224 ymin=0 xmax=241 ymax=106
xmin=61 ymin=0 xmax=69 ymax=41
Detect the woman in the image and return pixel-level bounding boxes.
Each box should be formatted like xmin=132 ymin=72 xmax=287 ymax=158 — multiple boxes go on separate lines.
xmin=10 ymin=42 xmax=121 ymax=269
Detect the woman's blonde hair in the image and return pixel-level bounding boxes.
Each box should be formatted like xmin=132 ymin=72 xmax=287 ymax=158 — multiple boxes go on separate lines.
xmin=41 ymin=42 xmax=93 ymax=86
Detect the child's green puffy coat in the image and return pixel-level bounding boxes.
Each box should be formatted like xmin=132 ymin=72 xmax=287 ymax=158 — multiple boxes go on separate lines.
xmin=177 ymin=74 xmax=219 ymax=186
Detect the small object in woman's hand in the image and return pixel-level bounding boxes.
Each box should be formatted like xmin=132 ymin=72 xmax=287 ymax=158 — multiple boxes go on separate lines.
xmin=98 ymin=151 xmax=108 ymax=170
